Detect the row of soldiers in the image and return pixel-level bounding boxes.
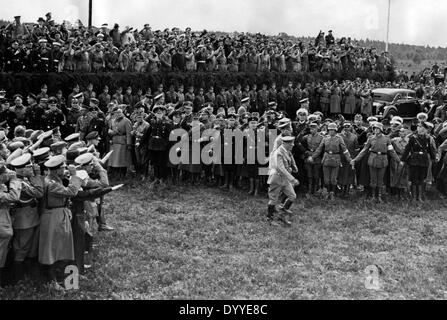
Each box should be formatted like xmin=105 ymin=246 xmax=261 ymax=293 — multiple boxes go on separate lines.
xmin=129 ymin=103 xmax=447 ymax=213
xmin=1 ymin=39 xmax=66 ymax=73
xmin=0 ymin=128 xmax=120 ymax=290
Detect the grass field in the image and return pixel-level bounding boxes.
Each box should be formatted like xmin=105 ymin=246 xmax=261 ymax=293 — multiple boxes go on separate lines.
xmin=1 ymin=178 xmax=446 ymax=300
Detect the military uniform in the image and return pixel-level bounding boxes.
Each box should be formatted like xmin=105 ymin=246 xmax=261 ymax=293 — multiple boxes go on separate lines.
xmin=390 ymin=135 xmax=409 ymax=198
xmin=39 ymin=157 xmax=82 ymax=266
xmin=248 ymin=89 xmax=258 ymax=112
xmin=267 ymin=137 xmax=298 ymax=224
xmin=354 ymin=127 xmax=400 ymax=200
xmin=37 ymin=46 xmax=52 ymax=73
xmin=338 ymin=129 xmax=358 ymax=194
xmin=50 ymin=48 xmax=64 ymax=73
xmin=65 ymin=108 xmax=82 ymax=136
xmin=302 ymin=130 xmax=324 ymax=194
xmin=0 ymin=168 xmax=21 ymax=279
xmin=44 ymin=109 xmax=65 ymax=131
xmin=5 ymin=46 xmax=25 ymax=72
xmin=401 ymin=133 xmax=437 ymax=200
xmin=109 ymin=115 xmax=133 ymax=178
xmin=71 ymin=153 xmax=110 ymax=273
xmin=75 ymin=114 xmax=91 ymax=141
xmin=132 ymin=119 xmax=150 ymax=176
xmin=312 ymin=132 xmax=352 ymax=198
xmin=24 ymin=104 xmax=45 ymax=130
xmin=144 ymin=114 xmax=172 ymax=181
xmin=257 ymin=89 xmax=269 ymax=115
xmin=8 ymin=153 xmax=43 ymax=281
xmin=86 ymin=114 xmax=106 ymax=154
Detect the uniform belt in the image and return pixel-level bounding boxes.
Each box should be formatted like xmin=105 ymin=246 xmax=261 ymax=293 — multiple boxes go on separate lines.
xmin=44 ymin=205 xmax=68 ymax=210
xmin=370 ymin=151 xmax=384 ymax=155
xmin=41 ymin=57 xmax=49 ymax=60
xmin=325 ymin=151 xmax=339 ymax=155
xmin=15 ymin=201 xmax=37 ymax=209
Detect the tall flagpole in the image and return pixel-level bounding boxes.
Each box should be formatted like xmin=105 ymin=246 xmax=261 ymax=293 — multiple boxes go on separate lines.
xmin=88 ymin=0 xmax=93 ymax=28
xmin=386 ymin=0 xmax=390 ymax=52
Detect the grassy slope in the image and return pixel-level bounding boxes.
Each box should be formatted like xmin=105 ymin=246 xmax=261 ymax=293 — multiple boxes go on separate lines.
xmin=1 ymin=179 xmax=446 ymax=300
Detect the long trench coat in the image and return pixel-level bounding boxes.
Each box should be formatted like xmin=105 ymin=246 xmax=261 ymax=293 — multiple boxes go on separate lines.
xmin=0 ymin=170 xmax=21 ymax=267
xmin=109 ymin=116 xmax=133 ymax=168
xmin=39 ymin=174 xmax=82 ymax=265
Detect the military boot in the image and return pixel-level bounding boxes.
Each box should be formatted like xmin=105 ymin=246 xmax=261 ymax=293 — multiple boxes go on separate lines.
xmin=417 ymin=185 xmax=424 ymax=202
xmin=279 ymin=199 xmax=294 ymax=215
xmin=253 ymin=180 xmax=259 ymax=196
xmin=376 ymin=187 xmax=383 ymax=203
xmin=267 ymin=205 xmax=276 ymax=221
xmin=248 ymin=179 xmax=254 ymax=195
xmin=13 ymin=261 xmax=25 ymax=284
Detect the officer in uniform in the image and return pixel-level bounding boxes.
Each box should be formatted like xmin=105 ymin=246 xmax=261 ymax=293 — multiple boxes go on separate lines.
xmin=339 ymin=122 xmax=359 ymax=197
xmin=39 ymin=155 xmax=82 ymax=290
xmin=50 ymin=42 xmax=64 ymax=73
xmin=143 ymin=105 xmax=172 ymax=186
xmin=0 ymin=156 xmax=21 ymax=287
xmin=85 ymin=131 xmax=101 ymax=158
xmin=5 ymin=40 xmax=25 ymax=72
xmin=50 ymin=141 xmax=68 ymax=156
xmin=37 ymin=39 xmax=51 ymax=73
xmin=64 ymin=133 xmax=83 ymax=149
xmin=71 ymin=152 xmax=114 ymax=273
xmin=75 ymin=105 xmax=91 ymax=141
xmin=44 ymin=97 xmax=65 ymax=131
xmin=311 ymin=123 xmax=352 ymax=200
xmin=25 ymin=93 xmax=45 ymax=131
xmin=292 ymin=108 xmax=310 ymax=191
xmin=301 ymin=122 xmax=323 ymax=196
xmin=12 ymin=94 xmax=28 ymax=129
xmin=352 ymin=122 xmax=401 ymax=202
xmin=401 ymin=121 xmax=437 ymax=201
xmin=269 ymin=116 xmax=288 ymax=151
xmin=267 ymin=135 xmax=299 ymax=226
xmin=64 ymin=98 xmax=82 ymax=136
xmin=32 ymin=147 xmax=50 ymax=175
xmin=9 ymin=152 xmax=44 ymax=283
xmin=257 ymin=83 xmax=269 ymax=115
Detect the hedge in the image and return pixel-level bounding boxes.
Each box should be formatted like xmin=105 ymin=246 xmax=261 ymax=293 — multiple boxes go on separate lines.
xmin=0 ymin=69 xmax=395 ymax=97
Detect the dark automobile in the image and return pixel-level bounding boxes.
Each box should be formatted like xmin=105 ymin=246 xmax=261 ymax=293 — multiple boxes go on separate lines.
xmin=372 ymin=88 xmax=436 ymax=121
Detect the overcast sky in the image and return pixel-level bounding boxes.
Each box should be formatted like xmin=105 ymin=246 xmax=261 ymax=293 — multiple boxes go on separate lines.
xmin=1 ymin=0 xmax=446 ymax=47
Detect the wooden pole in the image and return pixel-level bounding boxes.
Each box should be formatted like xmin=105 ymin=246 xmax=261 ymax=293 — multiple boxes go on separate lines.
xmin=386 ymin=0 xmax=390 ymax=52
xmin=88 ymin=0 xmax=93 ymax=28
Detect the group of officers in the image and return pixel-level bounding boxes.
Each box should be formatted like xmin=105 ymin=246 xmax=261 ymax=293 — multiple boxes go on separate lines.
xmin=131 ymin=97 xmax=447 ymax=227
xmin=1 ymin=84 xmax=447 ymax=289
xmin=0 ymin=126 xmax=121 ymax=290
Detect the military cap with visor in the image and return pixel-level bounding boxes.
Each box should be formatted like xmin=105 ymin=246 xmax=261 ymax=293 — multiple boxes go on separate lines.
xmin=85 ymin=131 xmax=100 ymax=141
xmin=64 ymin=133 xmax=80 ymax=142
xmin=44 ymin=155 xmax=66 ymax=170
xmin=74 ymin=153 xmax=94 ymax=166
xmin=32 ymin=147 xmax=50 ymax=162
xmin=10 ymin=153 xmax=32 ymax=168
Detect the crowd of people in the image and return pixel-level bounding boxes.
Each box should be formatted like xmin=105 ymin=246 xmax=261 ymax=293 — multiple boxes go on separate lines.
xmin=0 ymin=115 xmax=122 ymax=290
xmin=0 ymin=80 xmax=447 ymax=264
xmin=0 ymin=13 xmax=394 ymax=73
xmin=1 ymin=11 xmax=446 ymax=292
